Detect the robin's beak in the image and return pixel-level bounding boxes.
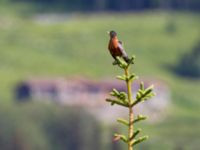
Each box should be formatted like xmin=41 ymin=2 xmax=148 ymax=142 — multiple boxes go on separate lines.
xmin=107 ymin=31 xmax=110 ymax=34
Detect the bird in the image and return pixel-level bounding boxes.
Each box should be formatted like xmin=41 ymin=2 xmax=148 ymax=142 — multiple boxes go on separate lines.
xmin=108 ymin=30 xmax=130 ymax=63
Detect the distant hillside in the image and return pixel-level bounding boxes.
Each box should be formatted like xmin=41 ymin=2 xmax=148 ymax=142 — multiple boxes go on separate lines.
xmin=0 ymin=12 xmax=199 ymax=99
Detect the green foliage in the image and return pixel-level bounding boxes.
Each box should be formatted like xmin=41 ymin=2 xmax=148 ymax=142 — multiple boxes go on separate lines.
xmin=0 ymin=103 xmax=50 ymax=150
xmin=0 ymin=103 xmax=108 ymax=150
xmin=106 ymin=55 xmax=155 ymax=149
xmin=133 ymin=115 xmax=147 ymax=124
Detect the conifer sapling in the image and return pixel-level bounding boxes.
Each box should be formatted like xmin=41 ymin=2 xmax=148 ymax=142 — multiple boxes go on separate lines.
xmin=106 ymin=31 xmax=155 ymax=150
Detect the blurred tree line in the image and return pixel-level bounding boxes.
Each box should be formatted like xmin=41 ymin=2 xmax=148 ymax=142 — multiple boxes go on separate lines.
xmin=0 ymin=102 xmax=120 ymax=150
xmin=176 ymin=40 xmax=200 ymax=78
xmin=6 ymin=0 xmax=200 ymax=11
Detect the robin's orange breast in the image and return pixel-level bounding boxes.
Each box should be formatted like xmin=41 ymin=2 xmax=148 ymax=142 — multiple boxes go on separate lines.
xmin=108 ymin=38 xmax=122 ymax=56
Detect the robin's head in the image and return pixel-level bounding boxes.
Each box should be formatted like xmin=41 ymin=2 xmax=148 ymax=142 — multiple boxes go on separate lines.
xmin=108 ymin=30 xmax=117 ymax=38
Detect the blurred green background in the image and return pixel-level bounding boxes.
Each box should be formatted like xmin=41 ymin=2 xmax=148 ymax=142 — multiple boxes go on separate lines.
xmin=0 ymin=0 xmax=200 ymax=150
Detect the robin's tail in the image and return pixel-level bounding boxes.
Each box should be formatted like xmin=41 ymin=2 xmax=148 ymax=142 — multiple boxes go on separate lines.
xmin=123 ymin=56 xmax=130 ymax=63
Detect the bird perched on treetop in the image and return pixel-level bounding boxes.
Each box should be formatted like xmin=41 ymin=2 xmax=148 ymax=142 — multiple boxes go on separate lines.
xmin=108 ymin=30 xmax=130 ymax=63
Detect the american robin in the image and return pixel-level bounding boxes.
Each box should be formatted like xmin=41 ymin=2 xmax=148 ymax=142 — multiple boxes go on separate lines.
xmin=108 ymin=30 xmax=130 ymax=63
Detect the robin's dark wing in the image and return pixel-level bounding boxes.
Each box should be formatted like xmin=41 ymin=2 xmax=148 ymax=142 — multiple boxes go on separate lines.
xmin=118 ymin=41 xmax=128 ymax=58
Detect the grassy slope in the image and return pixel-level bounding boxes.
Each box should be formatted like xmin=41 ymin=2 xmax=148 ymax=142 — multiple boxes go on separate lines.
xmin=0 ymin=6 xmax=200 ymax=149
